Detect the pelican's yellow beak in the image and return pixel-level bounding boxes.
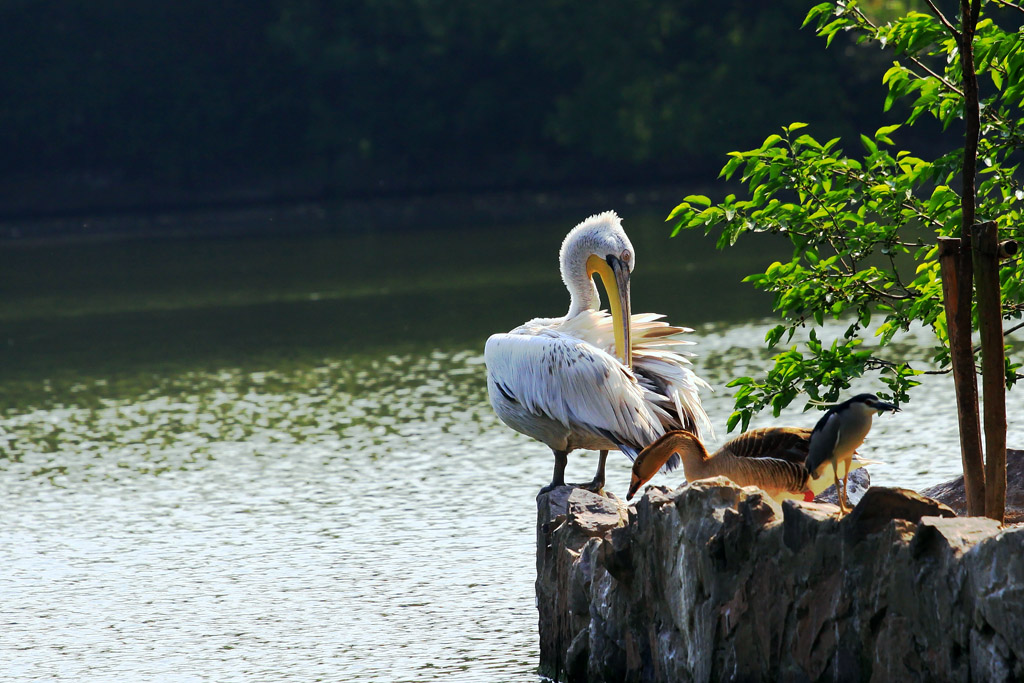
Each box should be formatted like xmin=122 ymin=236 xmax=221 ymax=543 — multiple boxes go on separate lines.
xmin=587 ymin=254 xmax=632 ymax=368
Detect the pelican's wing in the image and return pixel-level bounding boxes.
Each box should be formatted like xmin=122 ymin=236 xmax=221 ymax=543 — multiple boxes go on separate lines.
xmin=560 ymin=310 xmax=713 ymax=441
xmin=805 ymin=410 xmax=841 ymax=476
xmin=485 ymin=331 xmax=669 ymax=454
xmin=633 ymin=348 xmax=713 ymax=441
xmin=627 ymin=314 xmax=712 ymax=441
xmin=560 ymin=310 xmax=697 ymax=356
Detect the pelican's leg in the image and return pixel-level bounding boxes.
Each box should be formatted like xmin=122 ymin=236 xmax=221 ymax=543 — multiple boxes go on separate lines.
xmin=539 ymin=449 xmax=569 ymax=494
xmin=580 ymin=450 xmax=608 ymax=493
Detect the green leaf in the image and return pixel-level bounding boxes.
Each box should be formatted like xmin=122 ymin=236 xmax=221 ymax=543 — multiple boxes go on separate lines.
xmin=874 ymin=124 xmax=901 ymax=139
xmin=721 ymin=156 xmax=744 ymax=180
xmin=683 ymin=194 xmax=711 ymax=207
xmin=801 ymin=3 xmax=833 ymax=29
xmin=765 ymin=325 xmax=786 ymax=346
xmin=666 ymin=202 xmax=693 ymax=221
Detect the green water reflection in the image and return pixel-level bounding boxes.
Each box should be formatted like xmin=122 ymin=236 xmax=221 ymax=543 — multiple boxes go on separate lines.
xmin=1 ymin=212 xmax=784 ymax=412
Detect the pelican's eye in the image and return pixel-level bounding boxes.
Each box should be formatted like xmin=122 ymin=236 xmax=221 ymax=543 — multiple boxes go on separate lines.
xmin=620 ymin=249 xmax=632 ymax=262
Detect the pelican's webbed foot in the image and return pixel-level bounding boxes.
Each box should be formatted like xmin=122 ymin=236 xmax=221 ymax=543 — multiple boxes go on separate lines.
xmin=577 ymin=450 xmax=609 ymax=495
xmin=539 ymin=481 xmax=564 ymax=495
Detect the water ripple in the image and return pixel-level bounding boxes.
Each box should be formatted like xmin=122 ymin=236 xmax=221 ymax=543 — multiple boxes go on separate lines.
xmin=2 ymin=328 xmax=1021 ymax=681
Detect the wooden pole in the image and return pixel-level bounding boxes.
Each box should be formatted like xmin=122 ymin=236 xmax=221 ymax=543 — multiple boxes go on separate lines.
xmin=971 ymin=222 xmax=1006 ymax=522
xmin=938 ymin=237 xmax=986 ymax=515
xmin=941 ymin=0 xmax=988 ymax=517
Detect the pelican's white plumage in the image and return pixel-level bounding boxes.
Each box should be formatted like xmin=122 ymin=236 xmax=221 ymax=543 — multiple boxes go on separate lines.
xmin=484 ymin=211 xmax=712 ymax=491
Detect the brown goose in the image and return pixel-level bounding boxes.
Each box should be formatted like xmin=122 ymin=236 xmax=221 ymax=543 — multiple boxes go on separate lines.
xmin=626 ymin=427 xmax=874 ymax=503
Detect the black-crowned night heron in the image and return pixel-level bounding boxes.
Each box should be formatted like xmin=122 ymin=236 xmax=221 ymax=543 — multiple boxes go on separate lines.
xmin=626 ymin=427 xmax=875 ymax=502
xmin=805 ymin=393 xmax=899 ymax=514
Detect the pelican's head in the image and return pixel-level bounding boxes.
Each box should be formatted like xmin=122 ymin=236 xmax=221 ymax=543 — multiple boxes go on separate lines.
xmin=560 ymin=211 xmax=635 ymax=366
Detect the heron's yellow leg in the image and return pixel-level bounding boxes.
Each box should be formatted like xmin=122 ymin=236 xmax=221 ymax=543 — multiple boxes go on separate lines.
xmin=832 ymin=460 xmax=850 ymax=515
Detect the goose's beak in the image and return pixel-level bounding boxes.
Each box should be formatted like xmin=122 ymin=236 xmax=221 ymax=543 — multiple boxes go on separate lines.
xmin=627 ymin=433 xmax=681 ymax=500
xmin=627 ymin=471 xmax=644 ymax=501
xmin=588 ymin=254 xmax=632 ymax=368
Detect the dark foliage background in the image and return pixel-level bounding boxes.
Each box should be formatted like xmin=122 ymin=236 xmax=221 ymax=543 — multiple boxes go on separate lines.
xmin=0 ymin=0 xmax=898 ymax=219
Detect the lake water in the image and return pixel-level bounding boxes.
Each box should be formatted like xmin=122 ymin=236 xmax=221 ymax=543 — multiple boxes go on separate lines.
xmin=2 ymin=210 xmax=1022 ymax=681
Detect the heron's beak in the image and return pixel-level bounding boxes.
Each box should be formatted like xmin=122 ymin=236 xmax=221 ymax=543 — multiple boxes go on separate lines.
xmin=875 ymin=400 xmax=900 ymax=414
xmin=587 ymin=254 xmax=632 ymax=368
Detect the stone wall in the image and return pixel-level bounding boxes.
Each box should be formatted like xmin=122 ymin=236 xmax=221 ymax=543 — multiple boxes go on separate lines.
xmin=536 ymin=480 xmax=1024 ymax=682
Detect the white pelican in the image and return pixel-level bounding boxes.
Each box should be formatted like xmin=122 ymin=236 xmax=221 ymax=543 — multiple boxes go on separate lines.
xmin=484 ymin=211 xmax=712 ymax=493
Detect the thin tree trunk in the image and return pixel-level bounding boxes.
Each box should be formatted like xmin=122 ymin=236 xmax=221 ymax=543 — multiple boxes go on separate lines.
xmin=938 ymin=238 xmax=986 ymax=515
xmin=972 ymin=222 xmax=1007 ymax=522
xmin=950 ymin=0 xmax=994 ymax=517
xmin=960 ymin=0 xmax=981 ymax=239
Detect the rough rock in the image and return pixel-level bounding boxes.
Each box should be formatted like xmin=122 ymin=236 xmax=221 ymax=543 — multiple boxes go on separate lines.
xmin=920 ymin=449 xmax=1024 ymax=522
xmin=841 ymin=486 xmax=955 ymax=541
xmin=814 ymin=466 xmax=871 ymax=506
xmin=536 ymin=482 xmax=1024 ymax=682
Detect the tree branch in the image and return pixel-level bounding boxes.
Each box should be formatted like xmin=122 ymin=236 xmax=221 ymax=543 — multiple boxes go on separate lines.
xmin=865 ymin=356 xmax=950 ymax=375
xmin=1003 ymin=320 xmax=1024 ymax=337
xmin=924 ymin=0 xmax=962 ymax=40
xmin=990 ymin=0 xmax=1024 ymax=15
xmin=849 ymin=3 xmax=1015 ymax=132
xmin=851 ymin=6 xmax=965 ymax=96
xmin=863 ymin=280 xmax=916 ymax=300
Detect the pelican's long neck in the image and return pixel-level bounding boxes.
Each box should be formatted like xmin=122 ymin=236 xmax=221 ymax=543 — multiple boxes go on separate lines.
xmin=557 ymin=212 xmax=634 ymax=367
xmin=563 ymin=250 xmax=600 ymax=319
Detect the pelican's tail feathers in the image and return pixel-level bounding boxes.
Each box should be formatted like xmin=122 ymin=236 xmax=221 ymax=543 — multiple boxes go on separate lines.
xmin=603 ymin=435 xmax=681 ymax=472
xmin=604 ymin=435 xmax=639 ymax=462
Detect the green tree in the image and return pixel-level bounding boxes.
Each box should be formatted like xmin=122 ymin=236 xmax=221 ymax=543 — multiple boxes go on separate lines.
xmin=669 ymin=0 xmax=1023 ymax=516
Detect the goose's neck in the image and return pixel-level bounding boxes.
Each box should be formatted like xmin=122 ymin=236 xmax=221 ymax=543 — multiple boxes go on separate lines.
xmin=669 ymin=434 xmax=713 ymax=481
